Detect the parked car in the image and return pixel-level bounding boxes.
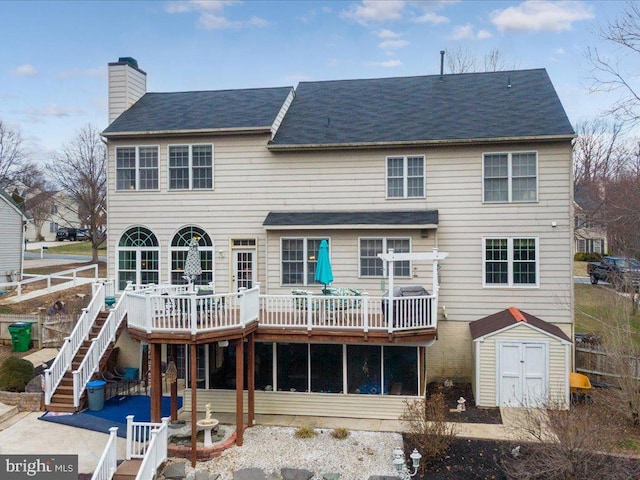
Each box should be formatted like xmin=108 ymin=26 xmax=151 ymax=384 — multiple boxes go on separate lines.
xmin=76 ymin=228 xmax=90 ymax=241
xmin=587 ymin=256 xmax=640 ymax=291
xmin=56 ymin=227 xmax=77 ymax=241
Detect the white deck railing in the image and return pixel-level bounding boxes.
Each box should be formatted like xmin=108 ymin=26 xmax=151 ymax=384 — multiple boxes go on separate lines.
xmin=259 ymin=293 xmax=435 ymax=332
xmin=125 ymin=284 xmax=261 ymax=333
xmin=73 ymin=285 xmax=129 ymax=407
xmin=44 ymin=282 xmax=105 ymax=405
xmin=0 ymin=264 xmax=99 ymax=300
xmin=91 ymin=427 xmax=119 ymax=480
xmin=126 ymin=415 xmax=169 ymax=480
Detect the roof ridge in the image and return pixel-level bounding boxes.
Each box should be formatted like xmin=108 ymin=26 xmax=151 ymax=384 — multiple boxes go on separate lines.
xmin=144 ymin=86 xmax=293 ymax=96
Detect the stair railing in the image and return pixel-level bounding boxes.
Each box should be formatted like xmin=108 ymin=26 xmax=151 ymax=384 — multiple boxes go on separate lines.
xmin=125 ymin=415 xmax=169 ymax=480
xmin=44 ymin=282 xmax=106 ymax=405
xmin=73 ymin=287 xmax=129 ymax=407
xmin=90 ymin=427 xmax=119 ymax=480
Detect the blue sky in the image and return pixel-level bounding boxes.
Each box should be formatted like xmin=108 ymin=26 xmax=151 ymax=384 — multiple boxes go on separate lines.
xmin=0 ymin=0 xmax=630 ymax=163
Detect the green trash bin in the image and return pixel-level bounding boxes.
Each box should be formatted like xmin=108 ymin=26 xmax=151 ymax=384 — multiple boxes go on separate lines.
xmin=8 ymin=322 xmax=32 ymax=352
xmin=87 ymin=380 xmax=106 ymax=411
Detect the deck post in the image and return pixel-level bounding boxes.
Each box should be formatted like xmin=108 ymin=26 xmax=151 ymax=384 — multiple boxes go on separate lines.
xmin=432 ymin=247 xmax=439 ymax=328
xmin=387 ymin=248 xmax=394 ymax=333
xmin=236 ymin=338 xmax=244 ymax=446
xmin=150 ymin=343 xmax=162 ymax=422
xmin=247 ymin=333 xmax=255 ymax=426
xmin=190 ymin=343 xmax=197 ymax=468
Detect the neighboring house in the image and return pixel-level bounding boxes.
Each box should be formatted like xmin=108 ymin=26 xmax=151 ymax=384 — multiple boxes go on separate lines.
xmin=100 ymin=58 xmax=575 ymax=420
xmin=0 ymin=189 xmax=27 ymax=283
xmin=574 ymin=183 xmax=607 ymax=255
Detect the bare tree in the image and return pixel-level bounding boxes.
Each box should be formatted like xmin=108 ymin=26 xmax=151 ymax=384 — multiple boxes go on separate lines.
xmin=23 ymin=190 xmax=56 ymax=241
xmin=573 ymin=120 xmax=625 ymax=186
xmin=445 ymin=47 xmax=517 ymax=74
xmin=48 ymin=125 xmax=106 ymax=262
xmin=0 ymin=120 xmax=28 ymax=185
xmin=587 ymin=1 xmax=640 ymax=125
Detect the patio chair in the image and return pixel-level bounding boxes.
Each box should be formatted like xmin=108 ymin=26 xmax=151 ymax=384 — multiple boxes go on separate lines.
xmin=101 ymin=371 xmax=129 ymax=398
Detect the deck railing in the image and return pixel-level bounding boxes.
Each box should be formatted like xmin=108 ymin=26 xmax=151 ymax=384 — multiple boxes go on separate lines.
xmin=73 ymin=287 xmax=129 ymax=407
xmin=90 ymin=427 xmax=119 ymax=480
xmin=126 ymin=415 xmax=169 ymax=480
xmin=44 ymin=282 xmax=105 ymax=405
xmin=125 ymin=284 xmax=261 ymax=333
xmin=259 ymin=293 xmax=435 ymax=332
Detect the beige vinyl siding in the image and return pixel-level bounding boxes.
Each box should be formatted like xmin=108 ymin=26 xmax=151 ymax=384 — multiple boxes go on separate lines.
xmin=108 ymin=64 xmax=146 ymax=123
xmin=271 ymin=89 xmax=295 ymax=139
xmin=183 ymin=389 xmax=412 ymax=419
xmin=0 ymin=198 xmax=24 ymax=281
xmin=474 ymin=324 xmax=569 ymax=407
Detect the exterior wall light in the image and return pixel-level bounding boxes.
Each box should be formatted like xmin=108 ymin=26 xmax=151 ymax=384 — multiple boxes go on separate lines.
xmin=393 ymin=447 xmax=421 ymax=479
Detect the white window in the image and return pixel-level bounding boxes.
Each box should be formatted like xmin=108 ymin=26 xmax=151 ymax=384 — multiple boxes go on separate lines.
xmin=168 ymin=144 xmax=213 ymax=190
xmin=170 ymin=226 xmax=214 ymax=286
xmin=483 ymin=237 xmax=538 ymax=287
xmin=281 ymin=238 xmax=326 ymax=285
xmin=386 ymin=156 xmax=425 ymax=198
xmin=116 ymin=146 xmax=159 ymax=191
xmin=117 ymin=227 xmax=160 ymax=291
xmin=359 ymin=238 xmax=410 ymax=277
xmin=483 ymin=152 xmax=537 ymax=203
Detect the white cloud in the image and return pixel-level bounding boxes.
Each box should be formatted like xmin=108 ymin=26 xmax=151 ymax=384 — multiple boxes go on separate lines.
xmin=25 ymin=104 xmax=84 ymax=118
xmin=166 ymin=0 xmax=267 ymax=30
xmin=379 ymin=39 xmax=410 ymax=50
xmin=491 ymin=1 xmax=594 ymax=33
xmin=366 ymin=59 xmax=403 ymax=68
xmin=450 ymin=23 xmax=492 ymax=40
xmin=414 ymin=11 xmax=449 ymax=25
xmin=11 ymin=64 xmax=38 ymax=77
xmin=342 ymin=0 xmax=405 ymax=24
xmin=554 ymin=47 xmax=566 ymax=55
xmin=56 ymin=66 xmax=106 ymax=79
xmin=378 ymin=29 xmax=400 ymax=39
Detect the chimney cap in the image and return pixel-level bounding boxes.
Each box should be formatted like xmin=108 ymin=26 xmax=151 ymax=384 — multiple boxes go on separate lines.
xmin=118 ymin=57 xmax=138 ymax=68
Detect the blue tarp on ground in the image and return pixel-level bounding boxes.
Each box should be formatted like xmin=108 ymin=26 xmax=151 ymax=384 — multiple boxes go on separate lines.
xmin=39 ymin=395 xmax=182 ymax=438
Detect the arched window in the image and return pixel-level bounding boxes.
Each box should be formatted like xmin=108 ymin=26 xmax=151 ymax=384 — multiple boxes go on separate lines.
xmin=170 ymin=226 xmax=214 ymax=286
xmin=117 ymin=226 xmax=160 ymax=290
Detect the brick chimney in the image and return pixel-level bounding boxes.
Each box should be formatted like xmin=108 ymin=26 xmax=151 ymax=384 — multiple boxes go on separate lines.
xmin=108 ymin=57 xmax=146 ymax=123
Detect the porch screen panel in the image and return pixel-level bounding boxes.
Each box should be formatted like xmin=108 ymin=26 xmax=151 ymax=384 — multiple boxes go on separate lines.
xmin=255 ymin=342 xmax=274 ymax=391
xmin=347 ymin=345 xmax=381 ymax=395
xmin=277 ymin=343 xmax=308 ymax=392
xmin=310 ymin=344 xmax=343 ymax=393
xmin=384 ymin=346 xmax=418 ymax=395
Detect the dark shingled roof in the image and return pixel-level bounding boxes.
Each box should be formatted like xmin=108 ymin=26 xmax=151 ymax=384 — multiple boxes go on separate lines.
xmin=263 ymin=210 xmax=438 ymax=227
xmin=103 ymin=87 xmax=293 ymax=135
xmin=270 ymin=69 xmax=574 ymax=147
xmin=470 ymin=307 xmax=572 ymax=342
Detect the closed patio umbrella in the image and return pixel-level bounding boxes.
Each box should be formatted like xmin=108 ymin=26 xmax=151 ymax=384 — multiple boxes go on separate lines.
xmin=183 ymin=237 xmax=202 ymax=286
xmin=314 ymin=239 xmax=333 ymax=291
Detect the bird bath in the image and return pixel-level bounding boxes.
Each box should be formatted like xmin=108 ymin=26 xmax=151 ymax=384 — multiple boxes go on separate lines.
xmin=196 ymin=403 xmax=219 ymax=447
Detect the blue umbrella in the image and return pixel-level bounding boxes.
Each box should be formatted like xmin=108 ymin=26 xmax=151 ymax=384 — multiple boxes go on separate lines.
xmin=314 ymin=239 xmax=333 ymax=289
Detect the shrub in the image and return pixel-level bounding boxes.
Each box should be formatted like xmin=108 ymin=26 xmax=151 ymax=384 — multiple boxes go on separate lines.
xmin=574 ymin=252 xmax=603 ymax=262
xmin=294 ymin=425 xmax=317 ymax=439
xmin=400 ymin=390 xmax=457 ymax=471
xmin=330 ymin=427 xmax=350 ymax=439
xmin=0 ymin=357 xmax=35 ymax=392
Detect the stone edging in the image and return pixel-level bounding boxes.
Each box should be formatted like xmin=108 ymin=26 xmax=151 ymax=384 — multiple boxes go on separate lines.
xmin=0 ymin=391 xmax=43 ymax=412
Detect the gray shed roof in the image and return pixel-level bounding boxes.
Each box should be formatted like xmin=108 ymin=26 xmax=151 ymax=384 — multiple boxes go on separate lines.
xmin=103 ymin=87 xmax=293 ymax=135
xmin=270 ymin=69 xmax=574 ymax=148
xmin=263 ymin=210 xmax=438 ymax=229
xmin=470 ymin=307 xmax=572 ymax=342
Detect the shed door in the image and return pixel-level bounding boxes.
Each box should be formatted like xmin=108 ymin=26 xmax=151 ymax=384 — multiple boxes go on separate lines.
xmin=499 ymin=342 xmax=547 ymax=407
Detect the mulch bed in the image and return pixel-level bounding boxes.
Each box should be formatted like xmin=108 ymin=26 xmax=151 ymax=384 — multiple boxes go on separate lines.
xmin=426 ymin=382 xmax=502 ymax=424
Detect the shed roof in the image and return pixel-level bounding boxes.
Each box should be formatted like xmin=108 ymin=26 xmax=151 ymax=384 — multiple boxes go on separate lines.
xmin=270 ymin=69 xmax=574 ymax=148
xmin=470 ymin=306 xmax=572 ymax=342
xmin=103 ymin=87 xmax=294 ymax=135
xmin=263 ymin=210 xmax=438 ymax=229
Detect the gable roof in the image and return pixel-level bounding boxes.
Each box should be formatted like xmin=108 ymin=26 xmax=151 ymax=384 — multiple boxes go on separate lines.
xmin=0 ymin=188 xmax=28 ymax=220
xmin=469 ymin=306 xmax=572 ymax=342
xmin=102 ymin=87 xmax=294 ymax=136
xmin=270 ymin=69 xmax=574 ymax=149
xmin=263 ymin=210 xmax=438 ymax=229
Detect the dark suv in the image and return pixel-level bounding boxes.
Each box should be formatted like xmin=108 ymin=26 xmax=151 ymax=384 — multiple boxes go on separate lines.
xmin=56 ymin=228 xmax=77 ymax=241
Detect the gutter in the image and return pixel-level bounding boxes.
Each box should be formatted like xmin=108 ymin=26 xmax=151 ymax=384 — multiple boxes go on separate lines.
xmin=102 ymin=126 xmax=272 ymax=138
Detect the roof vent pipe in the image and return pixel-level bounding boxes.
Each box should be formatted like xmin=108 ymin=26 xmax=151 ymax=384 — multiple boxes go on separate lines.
xmin=440 ymin=50 xmax=445 ymax=77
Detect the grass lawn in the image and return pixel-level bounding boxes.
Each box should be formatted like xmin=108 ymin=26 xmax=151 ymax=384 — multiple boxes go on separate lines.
xmin=573 ymin=260 xmax=588 ymax=277
xmin=26 ymin=241 xmax=105 ymax=256
xmin=575 ymin=283 xmax=640 ymax=335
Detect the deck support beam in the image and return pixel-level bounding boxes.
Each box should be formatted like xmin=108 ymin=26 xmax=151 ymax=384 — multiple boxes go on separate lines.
xmin=236 ymin=338 xmax=244 ymax=446
xmin=248 ymin=333 xmax=255 ymax=427
xmin=150 ymin=343 xmax=162 ymax=422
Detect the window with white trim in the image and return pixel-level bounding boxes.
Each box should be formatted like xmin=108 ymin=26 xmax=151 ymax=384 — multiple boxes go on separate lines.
xmin=386 ymin=156 xmax=425 ymax=198
xmin=483 ymin=152 xmax=537 ymax=203
xmin=483 ymin=237 xmax=538 ymax=287
xmin=281 ymin=238 xmax=327 ymax=285
xmin=116 ymin=146 xmax=159 ymax=191
xmin=169 ymin=144 xmax=213 ymax=190
xmin=359 ymin=238 xmax=410 ymax=277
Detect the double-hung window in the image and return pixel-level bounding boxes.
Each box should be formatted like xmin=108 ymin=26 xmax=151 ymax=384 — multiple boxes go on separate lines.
xmin=116 ymin=146 xmax=159 ymax=191
xmin=483 ymin=152 xmax=537 ymax=202
xmin=386 ymin=156 xmax=425 ymax=198
xmin=359 ymin=238 xmax=410 ymax=277
xmin=281 ymin=238 xmax=326 ymax=285
xmin=483 ymin=237 xmax=538 ymax=287
xmin=168 ymin=144 xmax=213 ymax=190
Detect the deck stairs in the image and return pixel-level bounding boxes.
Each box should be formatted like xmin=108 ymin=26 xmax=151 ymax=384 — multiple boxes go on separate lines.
xmin=113 ymin=459 xmax=142 ymax=480
xmin=47 ymin=311 xmax=125 ymax=413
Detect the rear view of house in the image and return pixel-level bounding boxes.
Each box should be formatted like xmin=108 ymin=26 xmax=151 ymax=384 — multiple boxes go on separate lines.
xmin=44 ymin=57 xmax=576 ymax=438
